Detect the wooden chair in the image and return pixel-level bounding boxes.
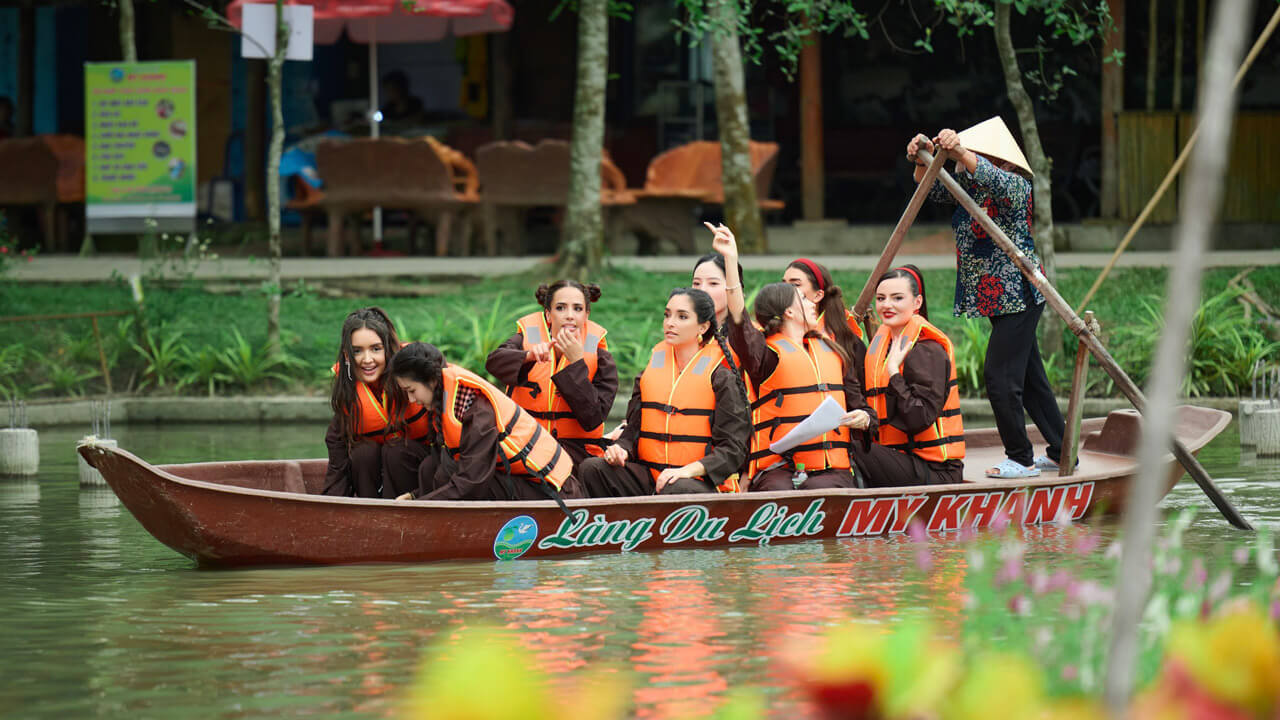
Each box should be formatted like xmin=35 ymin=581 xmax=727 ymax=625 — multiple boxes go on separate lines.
xmin=474 ymin=139 xmax=634 ymax=256
xmin=626 ymin=140 xmax=784 ymax=253
xmin=315 ymin=138 xmax=476 ymax=257
xmin=40 ymin=135 xmax=86 ymax=253
xmin=0 ymin=138 xmax=58 ymax=251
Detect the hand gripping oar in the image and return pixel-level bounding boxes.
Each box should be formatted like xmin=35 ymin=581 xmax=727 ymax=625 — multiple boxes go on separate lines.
xmin=851 ymin=148 xmax=949 ymax=338
xmin=916 ymin=147 xmax=1251 ymax=531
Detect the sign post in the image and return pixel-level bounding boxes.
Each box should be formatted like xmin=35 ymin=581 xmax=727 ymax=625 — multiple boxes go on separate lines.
xmin=84 ymin=61 xmax=197 ymax=234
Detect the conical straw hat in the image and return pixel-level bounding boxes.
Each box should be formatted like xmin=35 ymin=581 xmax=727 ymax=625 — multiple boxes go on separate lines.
xmin=957 ymin=116 xmax=1033 ymax=178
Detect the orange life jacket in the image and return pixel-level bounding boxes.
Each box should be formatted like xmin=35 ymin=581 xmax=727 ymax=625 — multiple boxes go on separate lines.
xmin=864 ymin=315 xmax=965 ymax=463
xmin=439 ymin=364 xmax=573 ymax=490
xmin=509 ymin=312 xmax=609 ymax=456
xmin=749 ymin=334 xmax=852 ymax=477
xmin=344 ymin=374 xmax=433 ymax=445
xmin=636 ymin=340 xmax=741 ymax=493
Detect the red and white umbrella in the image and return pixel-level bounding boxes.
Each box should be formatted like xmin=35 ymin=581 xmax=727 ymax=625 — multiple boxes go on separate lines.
xmin=228 ymin=0 xmax=512 ymax=241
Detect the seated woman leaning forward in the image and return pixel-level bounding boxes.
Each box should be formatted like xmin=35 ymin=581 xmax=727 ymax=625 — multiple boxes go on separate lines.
xmin=485 ymin=280 xmax=618 ymax=468
xmin=708 ymin=224 xmax=874 ymax=491
xmin=323 ymin=307 xmax=432 ymax=498
xmin=388 ymin=342 xmax=584 ymax=502
xmin=577 ymin=288 xmax=750 ymax=497
xmin=854 ymin=267 xmax=965 ymax=487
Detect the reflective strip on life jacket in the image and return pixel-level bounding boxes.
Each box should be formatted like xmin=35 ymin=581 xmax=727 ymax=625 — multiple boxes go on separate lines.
xmin=748 ymin=335 xmax=852 ymax=478
xmin=440 ymin=365 xmax=574 ymax=489
xmin=864 ymin=315 xmax=965 ymax=463
xmin=510 ymin=312 xmax=609 ymax=457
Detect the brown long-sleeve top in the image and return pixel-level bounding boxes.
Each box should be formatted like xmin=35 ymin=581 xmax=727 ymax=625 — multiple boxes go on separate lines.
xmin=865 ymin=339 xmax=951 ymax=437
xmin=322 ymin=415 xmax=356 ymax=496
xmin=614 ymin=364 xmax=749 ymax=486
xmin=726 ymin=315 xmax=877 ymax=439
xmin=485 ymin=331 xmax=619 ymax=433
xmin=419 ymin=394 xmax=505 ymax=501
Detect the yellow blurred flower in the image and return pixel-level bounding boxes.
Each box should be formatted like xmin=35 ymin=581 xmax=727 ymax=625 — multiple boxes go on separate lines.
xmin=1164 ymin=603 xmax=1280 ymax=717
xmin=943 ymin=653 xmax=1046 ymax=720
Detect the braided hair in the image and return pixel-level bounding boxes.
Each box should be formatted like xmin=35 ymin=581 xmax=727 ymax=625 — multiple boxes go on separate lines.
xmin=668 ymin=287 xmax=751 ymax=418
xmin=330 ymin=306 xmax=406 ymax=449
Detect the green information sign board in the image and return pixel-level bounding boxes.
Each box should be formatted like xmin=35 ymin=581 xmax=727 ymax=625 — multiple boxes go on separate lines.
xmin=84 ymin=61 xmax=197 ymax=233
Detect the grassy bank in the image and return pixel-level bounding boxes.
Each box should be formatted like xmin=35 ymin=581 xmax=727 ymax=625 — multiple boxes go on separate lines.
xmin=1 ymin=265 xmax=1276 ymax=401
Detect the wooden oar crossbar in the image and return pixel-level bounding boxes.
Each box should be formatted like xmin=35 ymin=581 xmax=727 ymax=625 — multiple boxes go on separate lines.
xmin=911 ymin=147 xmax=1250 ymax=530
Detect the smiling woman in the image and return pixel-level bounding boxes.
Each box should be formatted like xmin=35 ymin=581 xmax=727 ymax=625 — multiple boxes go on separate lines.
xmin=323 ymin=307 xmax=432 ymax=499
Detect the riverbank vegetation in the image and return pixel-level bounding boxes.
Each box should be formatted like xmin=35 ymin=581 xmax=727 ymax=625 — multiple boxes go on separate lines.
xmin=1 ymin=265 xmax=1276 ymax=401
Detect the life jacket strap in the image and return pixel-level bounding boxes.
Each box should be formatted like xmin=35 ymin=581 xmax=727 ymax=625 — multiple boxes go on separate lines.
xmin=750 ymin=383 xmax=837 ymax=410
xmin=637 ymin=430 xmax=715 ymax=445
xmin=639 ymin=401 xmax=714 ymax=417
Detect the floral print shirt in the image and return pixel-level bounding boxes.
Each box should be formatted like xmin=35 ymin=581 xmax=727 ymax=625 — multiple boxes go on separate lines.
xmin=927 ymin=155 xmax=1045 ymax=318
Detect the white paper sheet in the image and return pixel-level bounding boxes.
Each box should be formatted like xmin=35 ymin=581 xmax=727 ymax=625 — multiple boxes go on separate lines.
xmin=768 ymin=397 xmax=846 ymax=454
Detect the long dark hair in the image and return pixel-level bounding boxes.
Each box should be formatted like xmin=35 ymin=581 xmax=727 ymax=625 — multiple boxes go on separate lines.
xmin=386 ymin=342 xmax=447 ymax=447
xmin=667 ymin=287 xmax=750 ymax=417
xmin=753 ymin=282 xmax=852 ymax=368
xmin=692 ymin=252 xmax=743 ymax=287
xmin=877 ymin=264 xmax=929 ymax=321
xmin=535 ymin=279 xmax=602 ymax=311
xmin=786 ymin=258 xmax=863 ymax=360
xmin=330 ymin=306 xmax=405 ymax=448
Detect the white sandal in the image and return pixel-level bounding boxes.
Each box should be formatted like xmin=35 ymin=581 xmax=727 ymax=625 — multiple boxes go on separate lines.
xmin=986 ymin=458 xmax=1041 ymax=479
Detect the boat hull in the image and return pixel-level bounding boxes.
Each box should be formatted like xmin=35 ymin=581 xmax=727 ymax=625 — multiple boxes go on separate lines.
xmin=78 ymin=406 xmax=1231 ymax=567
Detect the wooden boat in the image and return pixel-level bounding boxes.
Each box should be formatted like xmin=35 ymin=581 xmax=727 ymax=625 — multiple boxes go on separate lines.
xmin=78 ymin=406 xmax=1230 ymax=567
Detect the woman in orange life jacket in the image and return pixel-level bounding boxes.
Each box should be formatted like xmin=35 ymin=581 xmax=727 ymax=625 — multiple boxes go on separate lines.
xmin=604 ymin=251 xmax=746 ymax=442
xmin=854 ymin=266 xmax=966 ymax=487
xmin=323 ymin=307 xmax=433 ymax=498
xmin=485 ymin=279 xmax=618 ymax=469
xmin=782 ymin=257 xmax=868 ymax=350
xmin=577 ymin=288 xmax=751 ymax=497
xmin=387 ymin=342 xmax=585 ymax=502
xmin=708 ymin=223 xmax=875 ymax=491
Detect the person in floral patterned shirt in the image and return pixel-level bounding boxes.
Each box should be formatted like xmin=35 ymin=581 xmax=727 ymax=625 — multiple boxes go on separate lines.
xmin=905 ymin=117 xmax=1065 ymax=479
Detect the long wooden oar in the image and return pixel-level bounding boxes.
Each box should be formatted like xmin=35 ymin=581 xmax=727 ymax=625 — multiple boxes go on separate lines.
xmin=851 ymin=148 xmax=949 ymax=338
xmin=917 ymin=147 xmax=1252 ymax=531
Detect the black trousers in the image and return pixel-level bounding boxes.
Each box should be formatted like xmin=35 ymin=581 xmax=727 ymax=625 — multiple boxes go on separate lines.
xmin=851 ymin=443 xmax=963 ymax=487
xmin=985 ymin=299 xmax=1066 ymax=466
xmin=577 ymin=457 xmax=717 ymax=497
xmin=749 ymin=467 xmax=857 ymax=492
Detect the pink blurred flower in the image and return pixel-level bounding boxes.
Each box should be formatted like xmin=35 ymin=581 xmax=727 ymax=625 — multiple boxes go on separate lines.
xmin=1060 ymin=664 xmax=1078 ymax=682
xmin=1071 ymin=530 xmax=1101 ymax=555
xmin=1008 ymin=594 xmax=1031 ymax=615
xmin=1029 ymin=568 xmax=1050 ymax=595
xmin=1185 ymin=557 xmax=1207 ymax=591
xmin=991 ymin=511 xmax=1011 ymax=534
xmin=907 ymin=519 xmax=927 ymax=544
xmin=1233 ymin=546 xmax=1250 ymax=565
xmin=914 ymin=548 xmax=933 ymax=573
xmin=1047 ymin=569 xmax=1074 ymax=593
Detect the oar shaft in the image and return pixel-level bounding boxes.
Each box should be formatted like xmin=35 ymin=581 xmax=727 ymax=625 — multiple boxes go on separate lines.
xmin=852 ymin=149 xmax=948 ymax=326
xmin=916 ymin=147 xmax=1251 ymax=531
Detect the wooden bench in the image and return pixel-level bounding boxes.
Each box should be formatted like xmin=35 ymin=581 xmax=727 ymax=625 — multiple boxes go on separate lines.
xmin=314 ymin=137 xmax=478 ymax=257
xmin=625 ymin=140 xmax=784 ymax=253
xmin=0 ymin=138 xmax=58 ymax=251
xmin=474 ymin=139 xmax=634 ymax=255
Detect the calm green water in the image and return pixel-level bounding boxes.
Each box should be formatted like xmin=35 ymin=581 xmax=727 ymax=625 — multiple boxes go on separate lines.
xmin=1 ymin=422 xmax=1277 ymax=719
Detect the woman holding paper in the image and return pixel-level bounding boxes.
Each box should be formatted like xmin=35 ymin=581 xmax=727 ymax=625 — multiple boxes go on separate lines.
xmin=707 ymin=223 xmax=874 ymax=492
xmin=577 ymin=288 xmax=750 ymax=497
xmin=856 ymin=267 xmax=965 ymax=486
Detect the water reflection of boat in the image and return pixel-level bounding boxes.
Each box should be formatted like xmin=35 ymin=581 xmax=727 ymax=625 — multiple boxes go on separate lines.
xmin=77 ymin=407 xmax=1231 ymax=568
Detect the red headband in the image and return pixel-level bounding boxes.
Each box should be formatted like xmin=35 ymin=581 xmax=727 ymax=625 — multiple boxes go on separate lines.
xmin=894 ymin=266 xmax=923 ymax=292
xmin=792 ymin=258 xmax=825 ymax=291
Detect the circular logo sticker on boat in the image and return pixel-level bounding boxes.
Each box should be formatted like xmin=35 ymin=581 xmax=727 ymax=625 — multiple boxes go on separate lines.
xmin=494 ymin=515 xmax=538 ymax=561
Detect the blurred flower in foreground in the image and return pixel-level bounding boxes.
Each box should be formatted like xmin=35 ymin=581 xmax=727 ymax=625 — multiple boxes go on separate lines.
xmin=788 ymin=620 xmax=959 ymax=720
xmin=1134 ymin=602 xmax=1280 ymax=719
xmin=402 ymin=626 xmax=629 ymax=720
xmin=943 ymin=653 xmax=1045 ymax=720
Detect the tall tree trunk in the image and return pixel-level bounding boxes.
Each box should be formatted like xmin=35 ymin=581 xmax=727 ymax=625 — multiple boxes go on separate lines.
xmin=490 ymin=33 xmax=512 ymax=140
xmin=558 ymin=0 xmax=608 ymax=280
xmin=709 ymin=0 xmax=766 ymax=253
xmin=800 ymin=32 xmax=824 ymax=221
xmin=1146 ymin=0 xmax=1158 ymax=110
xmin=993 ymin=3 xmax=1062 ymax=353
xmin=265 ymin=0 xmax=286 ymax=355
xmin=119 ymin=0 xmax=137 ymax=62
